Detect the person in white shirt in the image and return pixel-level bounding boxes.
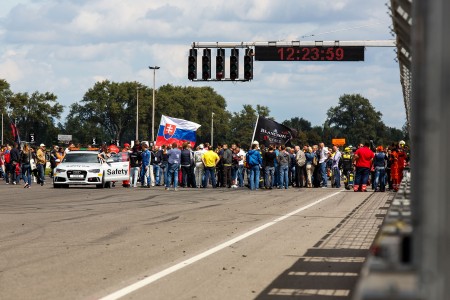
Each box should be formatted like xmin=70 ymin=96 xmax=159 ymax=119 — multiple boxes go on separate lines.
xmin=319 ymin=142 xmax=329 ymax=188
xmin=236 ymin=146 xmax=246 ymax=187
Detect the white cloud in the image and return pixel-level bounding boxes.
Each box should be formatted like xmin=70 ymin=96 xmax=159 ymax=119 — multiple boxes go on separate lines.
xmin=0 ymin=0 xmax=405 ymax=128
xmin=0 ymin=59 xmax=23 ymax=81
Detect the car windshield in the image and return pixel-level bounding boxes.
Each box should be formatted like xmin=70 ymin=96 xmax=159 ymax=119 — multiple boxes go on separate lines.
xmin=62 ymin=153 xmax=100 ymax=163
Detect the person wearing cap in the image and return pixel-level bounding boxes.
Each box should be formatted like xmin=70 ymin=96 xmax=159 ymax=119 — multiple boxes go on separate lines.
xmin=36 ymin=143 xmax=47 ymax=186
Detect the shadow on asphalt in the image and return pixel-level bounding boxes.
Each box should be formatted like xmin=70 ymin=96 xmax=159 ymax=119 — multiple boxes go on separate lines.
xmin=255 ymin=248 xmax=368 ymax=300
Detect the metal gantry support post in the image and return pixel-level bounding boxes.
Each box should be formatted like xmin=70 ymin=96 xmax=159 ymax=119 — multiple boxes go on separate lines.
xmin=412 ymin=0 xmax=450 ymax=299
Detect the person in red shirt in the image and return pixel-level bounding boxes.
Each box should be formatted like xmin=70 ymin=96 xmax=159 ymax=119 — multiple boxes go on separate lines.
xmin=353 ymin=141 xmax=375 ymax=192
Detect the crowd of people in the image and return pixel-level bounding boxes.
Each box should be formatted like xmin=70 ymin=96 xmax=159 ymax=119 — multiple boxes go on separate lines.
xmin=0 ymin=139 xmax=409 ymax=192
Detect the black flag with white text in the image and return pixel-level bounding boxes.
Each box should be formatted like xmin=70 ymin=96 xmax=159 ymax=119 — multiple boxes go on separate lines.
xmin=252 ymin=116 xmax=293 ymax=147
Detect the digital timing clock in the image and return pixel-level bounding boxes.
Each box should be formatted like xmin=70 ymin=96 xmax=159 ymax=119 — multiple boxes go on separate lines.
xmin=255 ymin=46 xmax=365 ymax=61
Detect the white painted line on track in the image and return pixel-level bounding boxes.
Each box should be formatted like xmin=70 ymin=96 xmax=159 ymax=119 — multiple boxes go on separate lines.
xmin=99 ymin=191 xmax=343 ymax=300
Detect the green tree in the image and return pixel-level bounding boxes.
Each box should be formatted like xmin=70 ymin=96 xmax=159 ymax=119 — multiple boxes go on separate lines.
xmin=156 ymin=85 xmax=231 ymax=145
xmin=282 ymin=117 xmax=312 ymax=132
xmin=325 ymin=94 xmax=386 ymax=146
xmin=307 ymin=126 xmax=324 ymax=145
xmin=66 ymin=80 xmax=151 ymax=145
xmin=0 ymin=80 xmax=13 ymax=142
xmin=256 ymin=104 xmax=271 ymax=118
xmin=66 ymin=83 xmax=231 ymax=146
xmin=0 ymin=79 xmax=13 ymax=113
xmin=283 ymin=117 xmax=312 ymax=145
xmin=386 ymin=126 xmax=406 ymax=146
xmin=2 ymin=80 xmax=63 ymax=145
xmin=229 ymin=104 xmax=270 ymax=149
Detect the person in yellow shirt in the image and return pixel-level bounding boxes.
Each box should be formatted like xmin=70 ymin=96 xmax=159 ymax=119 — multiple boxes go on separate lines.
xmin=201 ymin=143 xmax=219 ymax=188
xmin=36 ymin=144 xmax=47 ymax=186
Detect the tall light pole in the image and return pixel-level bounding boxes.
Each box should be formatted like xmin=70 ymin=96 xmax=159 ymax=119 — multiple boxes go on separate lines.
xmin=149 ymin=66 xmax=160 ymax=142
xmin=135 ymin=87 xmax=140 ymax=140
xmin=1 ymin=113 xmax=3 ymax=145
xmin=211 ymin=112 xmax=215 ymax=147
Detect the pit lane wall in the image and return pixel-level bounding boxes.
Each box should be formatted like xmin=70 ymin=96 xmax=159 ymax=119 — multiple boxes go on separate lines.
xmin=353 ymin=169 xmax=420 ymax=300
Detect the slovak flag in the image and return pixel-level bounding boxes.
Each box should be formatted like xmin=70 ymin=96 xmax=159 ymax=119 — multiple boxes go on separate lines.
xmin=155 ymin=115 xmax=201 ymax=147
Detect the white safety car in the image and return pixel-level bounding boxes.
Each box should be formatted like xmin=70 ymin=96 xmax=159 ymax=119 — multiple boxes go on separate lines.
xmin=53 ymin=150 xmax=129 ymax=188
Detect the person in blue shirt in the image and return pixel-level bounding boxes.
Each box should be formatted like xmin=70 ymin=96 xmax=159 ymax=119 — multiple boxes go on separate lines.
xmin=373 ymin=146 xmax=387 ymax=192
xmin=166 ymin=142 xmax=181 ymax=191
xmin=140 ymin=143 xmax=152 ymax=188
xmin=247 ymin=143 xmax=263 ymax=190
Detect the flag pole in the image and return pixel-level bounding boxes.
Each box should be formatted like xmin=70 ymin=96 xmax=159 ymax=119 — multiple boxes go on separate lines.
xmin=251 ymin=115 xmax=259 ymax=146
xmin=1 ymin=113 xmax=3 ymax=145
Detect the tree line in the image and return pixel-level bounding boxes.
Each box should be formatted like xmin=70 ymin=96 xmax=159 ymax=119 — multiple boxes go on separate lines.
xmin=0 ymin=79 xmax=407 ymax=148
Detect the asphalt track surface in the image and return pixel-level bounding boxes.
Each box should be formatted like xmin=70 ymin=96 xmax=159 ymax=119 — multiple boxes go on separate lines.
xmin=0 ymin=182 xmax=393 ymax=300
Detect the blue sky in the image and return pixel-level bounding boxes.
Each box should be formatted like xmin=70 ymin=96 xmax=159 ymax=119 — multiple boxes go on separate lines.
xmin=0 ymin=0 xmax=406 ymax=129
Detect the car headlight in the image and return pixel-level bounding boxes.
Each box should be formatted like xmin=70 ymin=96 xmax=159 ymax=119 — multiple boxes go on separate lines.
xmin=55 ymin=168 xmax=66 ymax=173
xmin=88 ymin=169 xmax=101 ymax=173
